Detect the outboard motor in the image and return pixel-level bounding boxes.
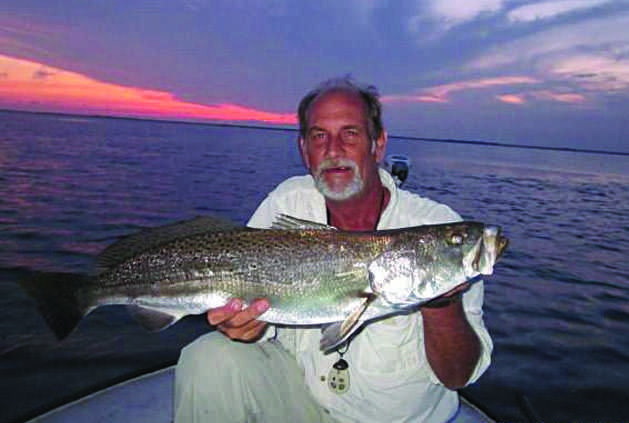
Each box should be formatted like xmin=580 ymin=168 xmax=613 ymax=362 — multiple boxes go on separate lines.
xmin=385 ymin=154 xmax=411 ymax=187
xmin=391 ymin=162 xmax=409 ymax=186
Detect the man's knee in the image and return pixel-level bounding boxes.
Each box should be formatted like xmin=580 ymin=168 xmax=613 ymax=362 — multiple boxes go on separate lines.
xmin=175 ymin=333 xmax=336 ymax=423
xmin=175 ymin=332 xmax=252 ymax=422
xmin=176 ymin=332 xmax=242 ymax=382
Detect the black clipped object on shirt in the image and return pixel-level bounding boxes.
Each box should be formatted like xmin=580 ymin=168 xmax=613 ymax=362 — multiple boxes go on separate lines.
xmin=333 ymin=358 xmax=348 ymax=370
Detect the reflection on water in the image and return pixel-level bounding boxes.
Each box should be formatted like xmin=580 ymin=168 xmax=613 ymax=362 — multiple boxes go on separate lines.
xmin=1 ymin=111 xmax=629 ymax=422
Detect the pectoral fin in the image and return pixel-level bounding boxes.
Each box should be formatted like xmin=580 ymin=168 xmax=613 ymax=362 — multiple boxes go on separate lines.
xmin=127 ymin=305 xmax=182 ymax=332
xmin=320 ymin=293 xmax=376 ymax=353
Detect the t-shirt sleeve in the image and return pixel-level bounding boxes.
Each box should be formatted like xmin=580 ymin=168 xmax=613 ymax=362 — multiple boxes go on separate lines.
xmin=247 ymin=194 xmax=278 ymax=229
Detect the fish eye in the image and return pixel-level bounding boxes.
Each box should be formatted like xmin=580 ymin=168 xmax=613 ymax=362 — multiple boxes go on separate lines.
xmin=447 ymin=231 xmax=466 ymax=245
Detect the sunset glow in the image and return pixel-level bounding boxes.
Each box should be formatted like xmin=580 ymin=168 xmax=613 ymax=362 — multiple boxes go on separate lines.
xmin=1 ymin=1 xmax=627 ymax=152
xmin=496 ymin=90 xmax=586 ymax=105
xmin=0 ymin=54 xmax=297 ymax=124
xmin=532 ymin=90 xmax=586 ymax=104
xmin=382 ymin=76 xmax=540 ymax=104
xmin=497 ymin=94 xmax=526 ymax=104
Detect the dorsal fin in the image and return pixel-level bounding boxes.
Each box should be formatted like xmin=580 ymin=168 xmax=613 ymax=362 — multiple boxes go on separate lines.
xmin=97 ymin=215 xmax=239 ymax=272
xmin=271 ymin=214 xmax=337 ymax=231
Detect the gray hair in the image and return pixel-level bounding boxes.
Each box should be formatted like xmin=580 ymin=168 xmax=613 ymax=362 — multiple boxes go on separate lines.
xmin=297 ymin=76 xmax=383 ymax=141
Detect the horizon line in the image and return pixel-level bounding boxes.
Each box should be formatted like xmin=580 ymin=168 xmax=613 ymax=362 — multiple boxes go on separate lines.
xmin=2 ymin=108 xmax=627 ymax=157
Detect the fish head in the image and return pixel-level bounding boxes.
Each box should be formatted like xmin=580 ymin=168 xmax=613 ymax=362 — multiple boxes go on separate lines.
xmin=370 ymin=222 xmax=508 ymax=305
xmin=430 ymin=221 xmax=508 ymax=280
xmin=414 ymin=222 xmax=508 ymax=301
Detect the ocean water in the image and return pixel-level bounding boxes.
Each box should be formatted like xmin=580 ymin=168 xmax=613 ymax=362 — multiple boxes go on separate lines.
xmin=1 ymin=110 xmax=628 ymax=422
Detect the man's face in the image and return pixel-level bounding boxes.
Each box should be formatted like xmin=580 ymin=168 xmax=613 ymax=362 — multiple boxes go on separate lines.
xmin=300 ymin=89 xmax=386 ymax=201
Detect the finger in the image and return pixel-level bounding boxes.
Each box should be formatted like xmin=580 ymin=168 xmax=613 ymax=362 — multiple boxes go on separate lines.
xmin=222 ymin=298 xmax=270 ymax=329
xmin=207 ymin=298 xmax=244 ymax=326
xmin=218 ymin=319 xmax=267 ymax=341
xmin=239 ymin=320 xmax=269 ymax=342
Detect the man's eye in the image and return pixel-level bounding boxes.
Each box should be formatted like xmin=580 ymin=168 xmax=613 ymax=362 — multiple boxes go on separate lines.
xmin=310 ymin=132 xmax=327 ymax=142
xmin=342 ymin=129 xmax=360 ymax=142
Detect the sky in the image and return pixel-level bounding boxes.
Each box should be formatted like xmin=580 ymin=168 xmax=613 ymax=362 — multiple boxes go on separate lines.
xmin=1 ymin=0 xmax=628 ymax=152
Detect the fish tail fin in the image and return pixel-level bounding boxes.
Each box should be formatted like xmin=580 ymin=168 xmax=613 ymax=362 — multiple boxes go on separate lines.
xmin=18 ymin=271 xmax=92 ymax=340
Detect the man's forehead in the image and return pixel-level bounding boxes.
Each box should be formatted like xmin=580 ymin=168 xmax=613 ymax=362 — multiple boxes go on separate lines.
xmin=311 ymin=87 xmax=365 ymax=107
xmin=306 ymin=89 xmax=368 ymax=125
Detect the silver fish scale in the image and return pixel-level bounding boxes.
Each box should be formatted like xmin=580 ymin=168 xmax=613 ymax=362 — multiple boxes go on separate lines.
xmin=92 ymin=229 xmax=393 ymax=324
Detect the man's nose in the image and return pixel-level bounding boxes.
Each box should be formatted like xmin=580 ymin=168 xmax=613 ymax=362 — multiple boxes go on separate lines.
xmin=325 ymin=133 xmax=345 ymax=157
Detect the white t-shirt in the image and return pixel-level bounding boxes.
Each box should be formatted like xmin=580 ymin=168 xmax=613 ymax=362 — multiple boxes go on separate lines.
xmin=248 ymin=169 xmax=493 ymax=423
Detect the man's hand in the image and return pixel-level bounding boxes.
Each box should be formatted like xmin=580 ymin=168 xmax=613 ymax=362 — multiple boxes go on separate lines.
xmin=207 ymin=298 xmax=270 ymax=342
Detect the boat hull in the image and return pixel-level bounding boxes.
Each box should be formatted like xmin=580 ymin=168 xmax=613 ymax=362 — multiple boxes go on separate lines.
xmin=27 ymin=366 xmax=495 ymax=423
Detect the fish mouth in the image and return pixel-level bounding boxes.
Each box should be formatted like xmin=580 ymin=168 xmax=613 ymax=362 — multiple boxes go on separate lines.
xmin=496 ymin=235 xmax=509 ymax=260
xmin=465 ymin=225 xmax=508 ymax=276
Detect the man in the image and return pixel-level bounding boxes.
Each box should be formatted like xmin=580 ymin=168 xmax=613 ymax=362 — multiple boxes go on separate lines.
xmin=174 ymin=78 xmax=492 ymax=422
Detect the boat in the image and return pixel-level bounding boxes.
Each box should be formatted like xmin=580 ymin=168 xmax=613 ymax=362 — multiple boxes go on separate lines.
xmin=25 ymin=365 xmax=496 ymax=423
xmin=384 ymin=154 xmax=411 ymax=187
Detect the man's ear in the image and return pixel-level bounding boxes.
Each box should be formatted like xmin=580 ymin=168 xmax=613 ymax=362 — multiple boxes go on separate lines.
xmin=373 ymin=131 xmax=388 ymax=163
xmin=298 ymin=136 xmax=310 ymax=169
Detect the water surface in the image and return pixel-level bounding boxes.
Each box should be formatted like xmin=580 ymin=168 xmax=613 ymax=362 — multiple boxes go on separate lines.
xmin=1 ymin=111 xmax=628 ymax=422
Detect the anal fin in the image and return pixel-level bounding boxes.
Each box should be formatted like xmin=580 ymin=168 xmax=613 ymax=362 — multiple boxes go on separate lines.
xmin=127 ymin=305 xmax=181 ymax=332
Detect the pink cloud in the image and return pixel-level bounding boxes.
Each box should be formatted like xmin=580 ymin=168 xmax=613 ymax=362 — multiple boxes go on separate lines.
xmin=0 ymin=54 xmax=296 ymax=125
xmin=496 ymin=94 xmax=526 ymax=104
xmin=382 ymin=76 xmax=539 ymax=103
xmin=383 ymin=75 xmax=588 ymax=107
xmin=380 ymin=94 xmax=448 ymax=103
xmin=532 ymin=90 xmax=586 ymax=103
xmin=496 ymin=90 xmax=586 ymax=105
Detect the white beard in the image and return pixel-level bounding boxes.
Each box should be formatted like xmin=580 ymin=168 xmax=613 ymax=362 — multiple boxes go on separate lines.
xmin=313 ymin=158 xmax=364 ymax=201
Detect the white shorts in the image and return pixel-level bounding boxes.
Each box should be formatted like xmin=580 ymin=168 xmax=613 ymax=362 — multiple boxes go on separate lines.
xmin=174 ymin=332 xmax=339 ymax=423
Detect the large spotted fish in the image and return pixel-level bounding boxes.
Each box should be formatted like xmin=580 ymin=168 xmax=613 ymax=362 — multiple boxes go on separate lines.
xmin=18 ymin=214 xmax=508 ymax=352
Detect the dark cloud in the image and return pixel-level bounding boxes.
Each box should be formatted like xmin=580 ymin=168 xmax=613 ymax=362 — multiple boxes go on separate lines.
xmin=32 ymin=68 xmax=55 ymax=80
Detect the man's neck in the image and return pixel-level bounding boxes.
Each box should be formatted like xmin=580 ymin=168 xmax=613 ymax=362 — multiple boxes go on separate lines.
xmin=326 ymin=182 xmax=390 ymax=231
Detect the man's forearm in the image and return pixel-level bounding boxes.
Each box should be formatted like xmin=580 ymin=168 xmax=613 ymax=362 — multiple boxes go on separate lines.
xmin=421 ymin=300 xmax=481 ymax=390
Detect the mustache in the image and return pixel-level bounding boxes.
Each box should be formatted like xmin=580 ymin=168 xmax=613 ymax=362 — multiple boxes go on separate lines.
xmin=313 ymin=158 xmax=359 ymax=177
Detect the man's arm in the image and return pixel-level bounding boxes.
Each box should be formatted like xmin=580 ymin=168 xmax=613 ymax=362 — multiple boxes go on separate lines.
xmin=420 ymin=288 xmax=481 ymax=390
